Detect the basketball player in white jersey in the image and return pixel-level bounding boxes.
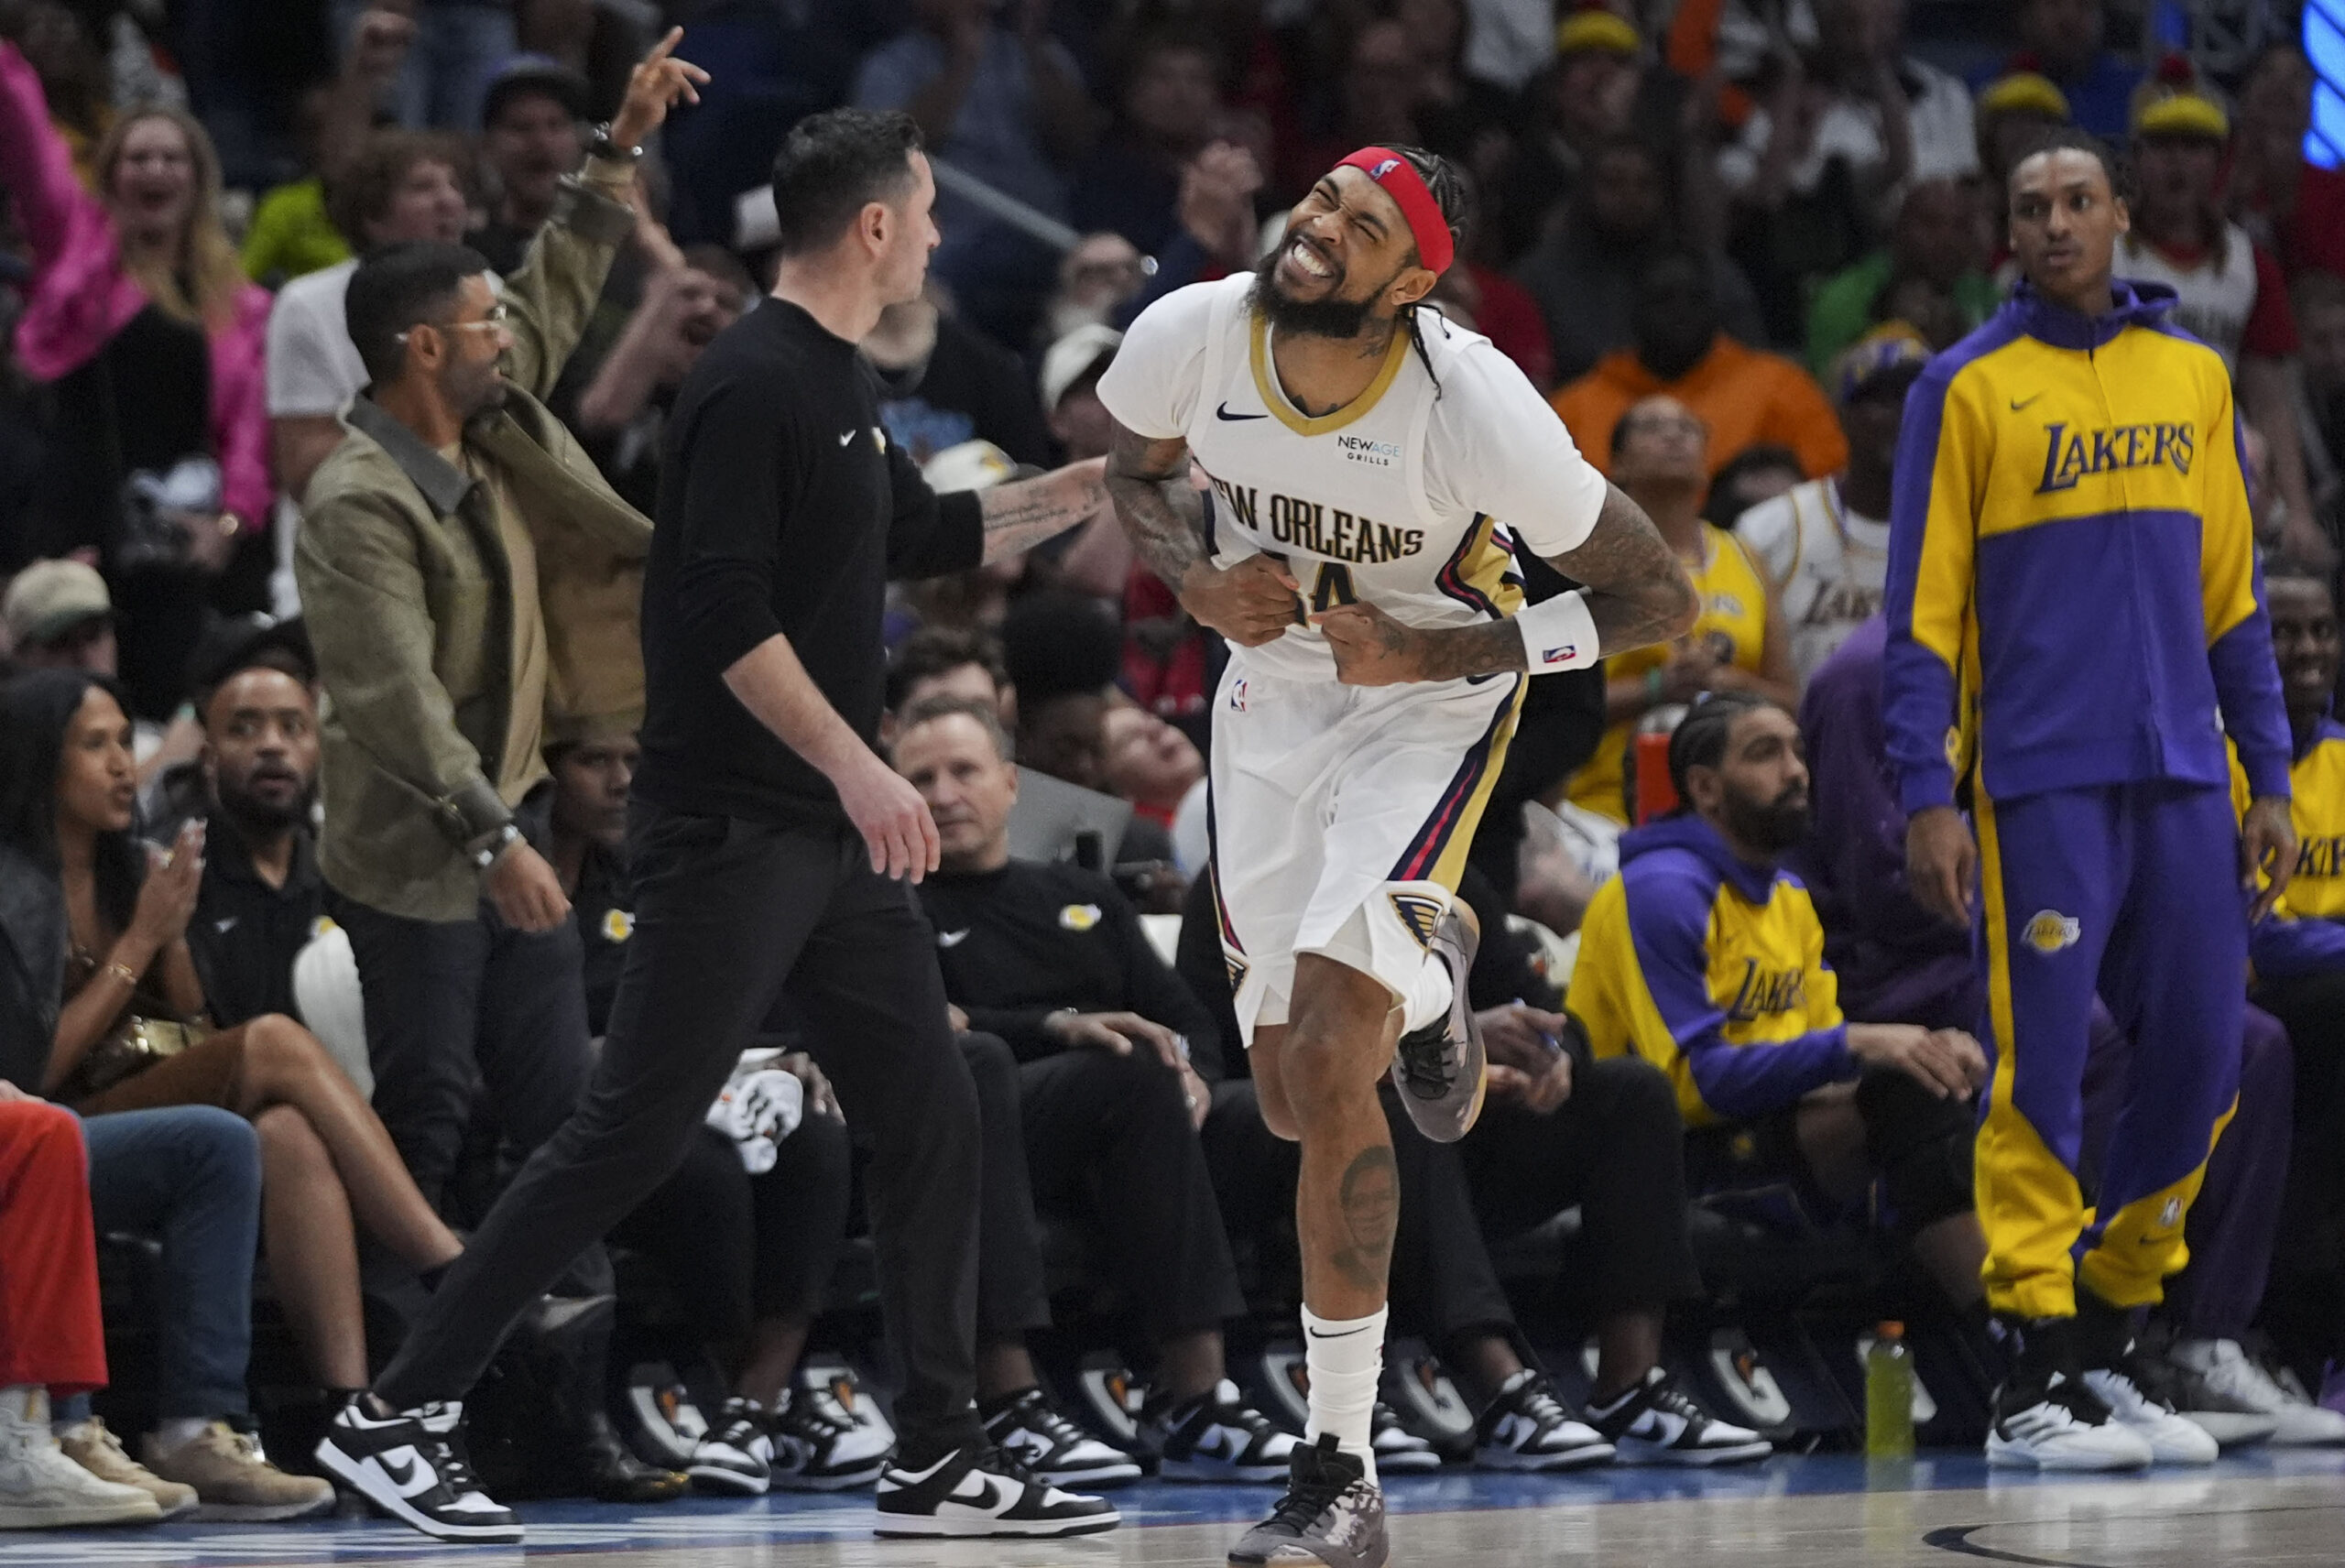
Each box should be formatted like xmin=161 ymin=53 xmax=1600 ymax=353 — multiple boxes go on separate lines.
xmin=1097 ymin=146 xmax=1696 ymax=1568
xmin=1736 ymin=330 xmax=1927 ymax=686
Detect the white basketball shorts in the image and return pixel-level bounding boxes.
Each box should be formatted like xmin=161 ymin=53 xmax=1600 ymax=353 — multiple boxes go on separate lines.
xmin=1205 ymin=649 xmax=1524 ymax=1043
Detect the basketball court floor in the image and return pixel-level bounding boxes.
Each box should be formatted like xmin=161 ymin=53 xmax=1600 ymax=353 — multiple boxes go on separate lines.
xmin=3 ymin=1451 xmax=2340 ymax=1567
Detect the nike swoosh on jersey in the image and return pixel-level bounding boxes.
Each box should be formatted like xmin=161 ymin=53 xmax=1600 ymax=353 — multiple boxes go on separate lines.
xmin=2009 ymin=394 xmax=2044 ymax=410
xmin=838 ymin=430 xmax=858 ymax=445
xmin=938 ymin=929 xmax=971 ymax=948
xmin=1216 ymin=402 xmax=1267 ymax=421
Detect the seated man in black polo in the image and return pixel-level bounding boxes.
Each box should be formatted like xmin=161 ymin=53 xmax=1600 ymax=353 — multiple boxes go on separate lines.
xmin=894 ymin=695 xmax=1298 ymax=1482
xmin=154 ymin=617 xmax=330 ymax=1029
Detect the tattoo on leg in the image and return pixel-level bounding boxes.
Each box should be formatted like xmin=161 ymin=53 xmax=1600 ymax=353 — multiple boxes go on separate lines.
xmin=1328 ymin=1146 xmax=1399 ymax=1290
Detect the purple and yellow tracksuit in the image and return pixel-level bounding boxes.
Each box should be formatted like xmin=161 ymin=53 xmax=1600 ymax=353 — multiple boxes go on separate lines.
xmin=2235 ymin=716 xmax=2345 ymax=979
xmin=1882 ymin=278 xmax=2292 ymax=1321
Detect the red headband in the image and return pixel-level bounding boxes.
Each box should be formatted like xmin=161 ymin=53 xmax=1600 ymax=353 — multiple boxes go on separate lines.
xmin=1335 ymin=147 xmax=1454 ymax=276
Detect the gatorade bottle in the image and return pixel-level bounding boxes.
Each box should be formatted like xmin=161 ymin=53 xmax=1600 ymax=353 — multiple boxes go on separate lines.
xmin=1865 ymin=1323 xmax=1915 ymax=1459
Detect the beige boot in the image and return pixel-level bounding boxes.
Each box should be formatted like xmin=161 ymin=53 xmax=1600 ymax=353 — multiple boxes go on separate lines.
xmin=143 ymin=1422 xmax=335 ymax=1522
xmin=56 ymin=1420 xmax=196 ymax=1520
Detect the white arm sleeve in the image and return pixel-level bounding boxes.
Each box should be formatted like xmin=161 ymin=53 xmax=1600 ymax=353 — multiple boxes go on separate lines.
xmin=1093 ymin=281 xmax=1223 ymax=441
xmin=1425 ymin=340 xmax=1609 ymax=559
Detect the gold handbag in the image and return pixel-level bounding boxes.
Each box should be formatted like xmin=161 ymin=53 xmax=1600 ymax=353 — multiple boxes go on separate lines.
xmin=58 ymin=953 xmax=210 ymax=1101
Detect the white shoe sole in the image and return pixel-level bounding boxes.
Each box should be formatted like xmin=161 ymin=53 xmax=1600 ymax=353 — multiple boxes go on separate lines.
xmin=1374 ymin=1449 xmax=1445 ymax=1475
xmin=1612 ymin=1438 xmax=1772 ymax=1466
xmin=687 ymin=1463 xmax=771 ymax=1497
xmin=1475 ymin=1442 xmax=1615 ymax=1473
xmin=1985 ymin=1435 xmax=2153 ymax=1471
xmin=874 ymin=1506 xmax=1121 ymax=1538
xmin=189 ymin=1492 xmax=338 ymax=1522
xmin=2177 ymin=1410 xmax=2279 ymax=1448
xmin=0 ymin=1498 xmax=162 ymax=1529
xmin=771 ymin=1463 xmax=889 ymax=1492
xmin=1035 ymin=1461 xmax=1142 ymax=1488
xmin=313 ymin=1439 xmax=523 ymax=1543
xmin=1160 ymin=1457 xmax=1290 ymax=1484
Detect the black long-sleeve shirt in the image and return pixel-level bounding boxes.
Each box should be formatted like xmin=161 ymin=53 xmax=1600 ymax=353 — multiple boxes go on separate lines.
xmin=634 ymin=298 xmax=985 ymax=824
xmin=917 ymin=858 xmax=1225 ymax=1076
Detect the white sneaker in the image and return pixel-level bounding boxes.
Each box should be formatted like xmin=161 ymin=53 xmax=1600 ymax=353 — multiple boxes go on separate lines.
xmin=2169 ymin=1340 xmax=2345 ymax=1447
xmin=1584 ymin=1369 xmax=1771 ymax=1466
xmin=1986 ymin=1373 xmax=2154 ymax=1470
xmin=0 ymin=1390 xmax=164 ymax=1530
xmin=2084 ymin=1365 xmax=2220 ymax=1465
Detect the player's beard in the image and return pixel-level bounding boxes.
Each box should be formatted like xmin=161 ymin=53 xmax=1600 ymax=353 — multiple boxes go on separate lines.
xmin=1720 ymin=780 xmax=1810 ymax=855
xmin=1249 ymin=244 xmax=1380 ymax=340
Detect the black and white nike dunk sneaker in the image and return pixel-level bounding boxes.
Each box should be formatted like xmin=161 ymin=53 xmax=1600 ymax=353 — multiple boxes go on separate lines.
xmin=767 ymin=1385 xmax=892 ymax=1492
xmin=1583 ymin=1369 xmax=1772 ymax=1466
xmin=980 ymin=1387 xmax=1142 ymax=1487
xmin=1474 ymin=1369 xmax=1614 ymax=1472
xmin=1227 ymin=1433 xmax=1387 ymax=1568
xmin=873 ymin=1444 xmax=1119 ymax=1538
xmin=687 ymin=1397 xmax=771 ymax=1496
xmin=1140 ymin=1379 xmax=1299 ymax=1483
xmin=313 ymin=1398 xmax=521 ymax=1543
xmin=1391 ymin=904 xmax=1489 ymax=1143
xmin=1370 ymin=1400 xmax=1444 ymax=1475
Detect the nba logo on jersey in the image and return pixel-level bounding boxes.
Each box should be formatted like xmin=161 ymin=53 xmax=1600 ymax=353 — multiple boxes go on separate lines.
xmin=1388 ymin=891 xmax=1445 ymax=949
xmin=1229 ymin=679 xmax=1249 ymax=712
xmin=2023 ymin=910 xmax=2081 ymax=954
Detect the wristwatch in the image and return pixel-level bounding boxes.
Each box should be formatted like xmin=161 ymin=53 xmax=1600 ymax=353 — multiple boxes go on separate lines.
xmin=472 ymin=823 xmax=522 ymax=871
xmin=586 ymin=123 xmax=643 ymax=163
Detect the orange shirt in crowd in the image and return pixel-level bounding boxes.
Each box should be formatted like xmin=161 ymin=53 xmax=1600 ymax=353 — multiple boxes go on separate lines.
xmin=1548 ymin=333 xmax=1849 ymax=480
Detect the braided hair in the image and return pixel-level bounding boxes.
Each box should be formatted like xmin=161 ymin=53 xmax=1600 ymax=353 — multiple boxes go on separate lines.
xmin=1386 ymin=145 xmax=1474 ymax=397
xmin=1663 ymin=691 xmax=1777 ymax=808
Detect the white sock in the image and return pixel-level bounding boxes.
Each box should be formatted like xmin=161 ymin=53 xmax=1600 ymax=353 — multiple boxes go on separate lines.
xmin=151 ymin=1417 xmax=211 ymax=1456
xmin=1397 ymin=954 xmax=1451 ymax=1036
xmin=1302 ymin=1305 xmax=1386 ymax=1486
xmin=0 ymin=1387 xmax=45 ymax=1425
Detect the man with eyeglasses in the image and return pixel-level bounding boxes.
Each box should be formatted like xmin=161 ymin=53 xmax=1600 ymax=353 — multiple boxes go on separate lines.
xmin=294 ymin=33 xmax=710 ymax=1536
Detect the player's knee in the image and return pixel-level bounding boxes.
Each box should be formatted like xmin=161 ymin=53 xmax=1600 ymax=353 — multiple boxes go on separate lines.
xmin=1279 ymin=1025 xmax=1380 ymax=1124
xmin=1855 ymin=1069 xmax=1976 ymax=1230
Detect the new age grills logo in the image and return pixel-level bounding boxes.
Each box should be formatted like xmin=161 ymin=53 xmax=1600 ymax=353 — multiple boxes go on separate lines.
xmin=1338 ymin=433 xmax=1402 ymax=470
xmin=2036 ymin=420 xmax=2195 ymax=494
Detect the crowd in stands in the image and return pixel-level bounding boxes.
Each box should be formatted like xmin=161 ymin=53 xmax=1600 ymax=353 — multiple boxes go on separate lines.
xmin=5 ymin=0 xmax=2345 ymax=1529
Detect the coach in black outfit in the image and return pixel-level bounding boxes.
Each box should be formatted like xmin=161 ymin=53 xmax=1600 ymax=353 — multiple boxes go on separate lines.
xmin=320 ymin=109 xmax=1119 ymax=1543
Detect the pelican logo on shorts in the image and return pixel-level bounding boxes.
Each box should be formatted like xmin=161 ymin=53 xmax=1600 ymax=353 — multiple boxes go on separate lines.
xmin=2159 ymin=1196 xmax=2183 ymax=1228
xmin=1388 ymin=891 xmax=1445 ymax=949
xmin=1226 ymin=953 xmax=1249 ymax=995
xmin=1060 ymin=903 xmax=1103 ymax=931
xmin=603 ymin=909 xmax=635 ymax=944
xmin=2023 ymin=910 xmax=2080 ymax=954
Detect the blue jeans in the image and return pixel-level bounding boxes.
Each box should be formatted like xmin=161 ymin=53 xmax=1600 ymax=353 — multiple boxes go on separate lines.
xmin=71 ymin=1108 xmax=262 ymax=1421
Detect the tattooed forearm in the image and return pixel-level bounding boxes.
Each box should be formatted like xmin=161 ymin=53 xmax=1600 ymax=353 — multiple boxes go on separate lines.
xmin=1543 ymin=482 xmax=1700 ymax=656
xmin=977 ymin=460 xmax=1107 ymax=563
xmin=1326 ymin=1145 xmax=1399 ymax=1291
xmin=1106 ymin=425 xmax=1209 ymax=590
xmin=1405 ymin=618 xmax=1529 ymax=681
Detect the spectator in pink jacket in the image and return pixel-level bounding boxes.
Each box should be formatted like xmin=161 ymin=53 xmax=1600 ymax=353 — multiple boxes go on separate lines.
xmin=0 ymin=41 xmax=274 ymax=722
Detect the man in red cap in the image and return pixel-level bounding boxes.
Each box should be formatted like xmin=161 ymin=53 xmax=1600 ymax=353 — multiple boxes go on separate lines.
xmin=1100 ymin=146 xmax=1698 ymax=1567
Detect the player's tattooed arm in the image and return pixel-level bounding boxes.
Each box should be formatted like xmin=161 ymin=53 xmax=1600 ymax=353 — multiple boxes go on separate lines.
xmin=1105 ymin=425 xmax=1210 ymax=583
xmin=1547 ymin=481 xmax=1702 ymax=654
xmin=1107 ymin=422 xmax=1301 ymax=647
xmin=976 ymin=457 xmax=1111 ymax=563
xmin=1314 ymin=484 xmax=1697 ymax=685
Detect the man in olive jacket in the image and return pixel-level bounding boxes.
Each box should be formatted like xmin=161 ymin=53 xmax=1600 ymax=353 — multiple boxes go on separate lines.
xmin=293 ymin=41 xmax=701 ymax=1458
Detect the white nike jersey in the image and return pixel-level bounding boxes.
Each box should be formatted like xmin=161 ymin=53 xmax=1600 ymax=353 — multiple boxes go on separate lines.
xmin=1096 ymin=274 xmax=1608 ymax=682
xmin=1734 ymin=476 xmax=1889 ymax=685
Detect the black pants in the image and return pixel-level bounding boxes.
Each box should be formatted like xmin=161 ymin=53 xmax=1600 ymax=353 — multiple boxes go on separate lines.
xmin=340 ymin=893 xmax=594 ymax=1215
xmin=2254 ymin=971 xmax=2345 ymax=1366
xmin=375 ymin=803 xmax=986 ymax=1461
xmin=611 ymin=1116 xmax=856 ymax=1347
xmin=962 ymin=1033 xmax=1051 ymax=1344
xmin=1019 ymin=1046 xmax=1248 ymax=1339
xmin=1460 ymin=1056 xmax=1704 ymax=1317
xmin=1199 ymin=1078 xmax=1520 ymax=1348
